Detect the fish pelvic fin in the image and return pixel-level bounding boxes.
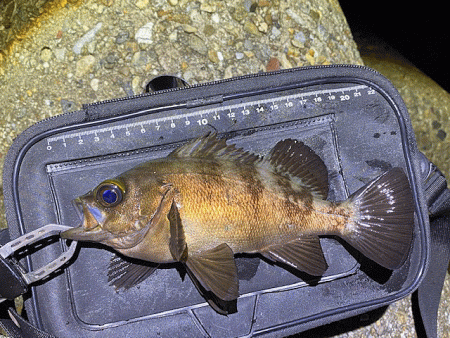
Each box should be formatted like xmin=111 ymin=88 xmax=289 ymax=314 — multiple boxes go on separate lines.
xmin=167 ymin=197 xmax=239 ymax=304
xmin=342 ymin=168 xmax=414 ymax=270
xmin=265 ymin=139 xmax=329 ymax=199
xmin=185 ymin=243 xmax=239 ymax=302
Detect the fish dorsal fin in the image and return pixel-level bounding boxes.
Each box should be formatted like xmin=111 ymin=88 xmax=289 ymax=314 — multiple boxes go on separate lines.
xmin=168 ymin=133 xmax=260 ymax=166
xmin=261 ymin=235 xmax=328 ymax=276
xmin=266 ymin=139 xmax=328 ymax=199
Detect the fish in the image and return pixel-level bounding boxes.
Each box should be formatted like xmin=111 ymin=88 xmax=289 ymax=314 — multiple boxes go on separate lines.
xmin=61 ymin=133 xmax=414 ymax=312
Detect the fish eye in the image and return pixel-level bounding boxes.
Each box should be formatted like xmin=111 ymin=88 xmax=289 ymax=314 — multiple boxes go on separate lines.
xmin=96 ymin=180 xmax=125 ymax=207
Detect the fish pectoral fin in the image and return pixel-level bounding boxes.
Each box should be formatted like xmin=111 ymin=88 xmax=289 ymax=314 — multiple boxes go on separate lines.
xmin=107 ymin=254 xmax=159 ymax=290
xmin=185 ymin=243 xmax=239 ymax=302
xmin=261 ymin=236 xmax=328 ymax=276
xmin=168 ymin=200 xmax=188 ymax=262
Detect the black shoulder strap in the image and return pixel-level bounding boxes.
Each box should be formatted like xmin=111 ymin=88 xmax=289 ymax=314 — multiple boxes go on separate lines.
xmin=414 ymin=153 xmax=450 ymax=338
xmin=0 ymin=229 xmax=54 ymax=338
xmin=0 ymin=308 xmax=55 ymax=338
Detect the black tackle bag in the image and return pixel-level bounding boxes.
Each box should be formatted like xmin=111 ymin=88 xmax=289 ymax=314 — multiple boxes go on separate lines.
xmin=1 ymin=65 xmax=449 ymax=338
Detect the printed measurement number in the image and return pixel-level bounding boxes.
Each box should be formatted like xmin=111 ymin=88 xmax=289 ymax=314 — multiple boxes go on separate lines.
xmin=46 ymin=85 xmax=373 ymax=151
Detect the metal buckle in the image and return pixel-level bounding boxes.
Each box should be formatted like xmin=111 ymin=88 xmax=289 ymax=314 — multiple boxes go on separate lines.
xmin=0 ymin=224 xmax=77 ymax=303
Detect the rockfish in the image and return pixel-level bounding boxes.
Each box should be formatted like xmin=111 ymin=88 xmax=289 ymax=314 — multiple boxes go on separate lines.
xmin=61 ymin=133 xmax=414 ymax=311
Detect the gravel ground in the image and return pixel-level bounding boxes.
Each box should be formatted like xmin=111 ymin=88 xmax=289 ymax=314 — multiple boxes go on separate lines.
xmin=0 ymin=1 xmax=449 ymax=337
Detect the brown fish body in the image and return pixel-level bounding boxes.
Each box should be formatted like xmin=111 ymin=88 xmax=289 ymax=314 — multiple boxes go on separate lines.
xmin=132 ymin=158 xmax=345 ymax=256
xmin=62 ymin=134 xmax=414 ymax=310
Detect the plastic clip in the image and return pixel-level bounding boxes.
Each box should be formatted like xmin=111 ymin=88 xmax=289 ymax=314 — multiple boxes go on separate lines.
xmin=0 ymin=224 xmax=77 ymax=303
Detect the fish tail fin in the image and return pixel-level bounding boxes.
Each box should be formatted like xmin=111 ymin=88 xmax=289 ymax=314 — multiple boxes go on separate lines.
xmin=341 ymin=168 xmax=414 ymax=269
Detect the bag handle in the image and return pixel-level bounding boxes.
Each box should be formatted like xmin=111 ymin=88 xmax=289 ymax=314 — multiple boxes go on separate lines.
xmin=414 ymin=153 xmax=450 ymax=338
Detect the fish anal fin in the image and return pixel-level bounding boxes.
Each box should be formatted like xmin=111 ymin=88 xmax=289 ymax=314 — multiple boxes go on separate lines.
xmin=185 ymin=243 xmax=239 ymax=302
xmin=261 ymin=236 xmax=328 ymax=276
xmin=107 ymin=255 xmax=159 ymax=290
xmin=266 ymin=139 xmax=328 ymax=199
xmin=168 ymin=200 xmax=188 ymax=262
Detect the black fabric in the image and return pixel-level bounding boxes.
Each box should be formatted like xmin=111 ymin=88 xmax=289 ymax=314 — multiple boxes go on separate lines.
xmin=0 ymin=309 xmax=55 ymax=338
xmin=0 ymin=66 xmax=439 ymax=337
xmin=0 ymin=256 xmax=28 ymax=300
xmin=413 ymin=153 xmax=450 ymax=338
xmin=415 ymin=214 xmax=450 ymax=338
xmin=0 ymin=228 xmax=10 ymax=246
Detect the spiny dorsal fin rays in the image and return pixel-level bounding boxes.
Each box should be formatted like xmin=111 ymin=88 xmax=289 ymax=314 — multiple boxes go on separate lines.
xmin=169 ymin=134 xmax=328 ymax=199
xmin=265 ymin=139 xmax=329 ymax=199
xmin=168 ymin=133 xmax=261 ymax=166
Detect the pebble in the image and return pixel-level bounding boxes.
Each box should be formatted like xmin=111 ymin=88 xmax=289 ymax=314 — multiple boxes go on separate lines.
xmin=203 ymin=24 xmax=215 ymax=36
xmin=134 ymin=0 xmax=148 ymax=9
xmin=132 ymin=76 xmax=141 ymax=94
xmin=266 ymin=57 xmax=280 ymax=71
xmin=135 ymin=22 xmax=154 ymax=44
xmin=243 ymin=21 xmax=260 ymax=36
xmin=211 ymin=13 xmax=220 ymax=23
xmin=270 ymin=26 xmax=281 ymax=40
xmin=168 ymin=31 xmax=178 ymax=42
xmin=437 ymin=129 xmax=447 ymax=140
xmin=244 ymin=39 xmax=254 ymax=50
xmin=104 ymin=52 xmax=118 ymax=68
xmin=188 ymin=35 xmax=207 ymax=55
xmin=40 ymin=48 xmax=52 ymax=62
xmin=182 ymin=24 xmax=197 ymax=33
xmin=90 ymin=78 xmax=100 ymax=91
xmin=257 ymin=22 xmax=269 ymax=33
xmin=54 ymin=48 xmax=66 ymax=62
xmin=236 ymin=52 xmax=244 ymax=60
xmin=208 ymin=49 xmax=220 ymax=63
xmin=305 ymin=49 xmax=315 ymax=65
xmin=115 ymin=31 xmax=129 ymax=44
xmin=75 ymin=55 xmax=96 ymax=78
xmin=200 ymin=3 xmax=216 ymax=13
xmin=168 ymin=0 xmax=178 ymax=5
xmin=132 ymin=51 xmax=148 ymax=68
xmin=73 ymin=22 xmax=103 ymax=55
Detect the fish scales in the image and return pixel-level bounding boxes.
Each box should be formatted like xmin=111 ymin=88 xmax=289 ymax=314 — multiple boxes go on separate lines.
xmin=61 ymin=133 xmax=414 ymax=314
xmin=164 ymin=162 xmax=340 ymax=254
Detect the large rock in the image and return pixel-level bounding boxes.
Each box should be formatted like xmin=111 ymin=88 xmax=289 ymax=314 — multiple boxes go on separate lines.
xmin=0 ymin=0 xmax=363 ymax=230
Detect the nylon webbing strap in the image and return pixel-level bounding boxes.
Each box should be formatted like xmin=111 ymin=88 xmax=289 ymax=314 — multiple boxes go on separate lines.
xmin=0 ymin=308 xmax=55 ymax=338
xmin=415 ymin=153 xmax=450 ymax=338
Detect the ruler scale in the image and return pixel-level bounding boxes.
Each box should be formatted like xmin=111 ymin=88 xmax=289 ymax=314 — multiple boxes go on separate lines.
xmin=45 ymin=84 xmax=371 ymax=152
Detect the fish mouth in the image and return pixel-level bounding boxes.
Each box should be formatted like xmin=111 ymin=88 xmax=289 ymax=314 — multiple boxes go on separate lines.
xmin=60 ymin=198 xmax=111 ymax=243
xmin=60 ymin=224 xmax=106 ymax=241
